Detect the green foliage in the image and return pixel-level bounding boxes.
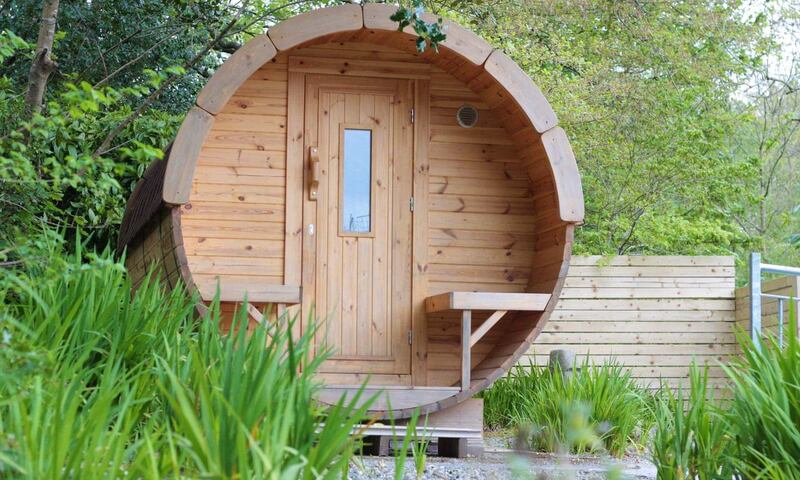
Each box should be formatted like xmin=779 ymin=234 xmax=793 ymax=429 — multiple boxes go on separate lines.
xmin=2 ymin=1 xmax=796 ymax=265
xmin=387 ymin=408 xmax=430 ymax=480
xmin=2 ymin=0 xmax=243 ymax=111
xmin=0 ymin=72 xmax=181 ymax=249
xmin=652 ymin=366 xmax=731 ymax=479
xmin=0 ymin=30 xmax=30 ymax=62
xmin=445 ymin=1 xmax=770 ymax=259
xmin=722 ymin=310 xmax=800 ymax=477
xmin=0 ymin=238 xmax=371 ymax=478
xmin=482 ymin=360 xmax=656 ymax=457
xmin=390 ymin=1 xmax=447 ymax=53
xmin=409 ymin=412 xmax=430 ymax=480
xmin=653 ymin=309 xmax=800 ymax=478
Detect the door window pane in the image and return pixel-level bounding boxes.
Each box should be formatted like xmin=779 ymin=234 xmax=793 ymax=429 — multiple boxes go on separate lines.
xmin=342 ymin=129 xmax=372 ymax=234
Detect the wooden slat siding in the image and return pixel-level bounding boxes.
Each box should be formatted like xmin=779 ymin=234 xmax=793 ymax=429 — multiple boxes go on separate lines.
xmin=123 ymin=207 xmax=195 ymax=315
xmin=517 ymin=256 xmax=737 ymax=386
xmin=426 ymin=64 xmax=535 ymax=296
xmin=141 ymin=27 xmax=580 ymax=416
xmin=412 ymin=78 xmax=431 ymax=386
xmin=422 ymin=63 xmax=559 ymax=387
xmin=735 ymin=276 xmax=800 ymax=341
xmin=183 ymin=55 xmax=289 ymax=308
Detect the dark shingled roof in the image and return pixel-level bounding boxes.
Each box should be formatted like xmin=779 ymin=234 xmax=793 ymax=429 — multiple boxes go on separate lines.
xmin=116 ymin=144 xmax=172 ymax=255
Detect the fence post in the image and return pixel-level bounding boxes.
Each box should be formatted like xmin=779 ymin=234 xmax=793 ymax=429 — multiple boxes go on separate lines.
xmin=778 ymin=298 xmax=785 ymax=349
xmin=750 ymin=252 xmax=762 ymax=350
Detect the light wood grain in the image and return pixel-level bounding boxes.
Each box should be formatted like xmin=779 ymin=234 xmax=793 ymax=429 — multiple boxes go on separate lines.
xmin=163 ymin=107 xmax=215 ymax=204
xmin=470 ymin=310 xmax=507 ymax=348
xmin=268 ymin=4 xmax=362 ymax=51
xmin=302 ymin=74 xmax=413 ymax=376
xmin=519 ymin=255 xmax=739 ymax=389
xmin=196 ymin=35 xmax=278 ymax=115
xmin=482 ymin=49 xmax=558 ymax=133
xmin=289 ymin=55 xmax=430 ymax=79
xmin=426 ymin=292 xmax=551 ymax=312
xmin=363 ymin=3 xmax=493 ymax=66
xmin=148 ymin=9 xmax=591 ymax=416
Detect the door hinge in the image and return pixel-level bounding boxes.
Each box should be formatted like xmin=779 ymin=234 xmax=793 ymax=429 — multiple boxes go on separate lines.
xmin=409 ymin=196 xmax=415 ymax=212
xmin=410 ymin=107 xmax=415 ymax=124
xmin=407 ymin=330 xmax=413 ymax=345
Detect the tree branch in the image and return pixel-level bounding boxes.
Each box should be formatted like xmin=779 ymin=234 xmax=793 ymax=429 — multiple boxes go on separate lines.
xmin=24 ymin=0 xmax=61 ymax=119
xmin=91 ymin=0 xmax=311 ymax=158
xmin=91 ymin=5 xmax=249 ymax=158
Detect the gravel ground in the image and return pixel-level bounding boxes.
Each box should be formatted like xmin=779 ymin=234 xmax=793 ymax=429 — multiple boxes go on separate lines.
xmin=349 ymin=451 xmax=656 ymax=480
xmin=348 ymin=433 xmax=657 ymax=480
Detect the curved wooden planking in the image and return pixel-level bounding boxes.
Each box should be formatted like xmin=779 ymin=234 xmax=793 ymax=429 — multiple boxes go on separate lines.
xmin=541 ymin=128 xmax=584 ymax=223
xmin=163 ymin=107 xmax=214 ymax=205
xmin=464 ymin=224 xmax=575 ymax=392
xmin=140 ymin=4 xmax=587 ymax=418
xmin=483 ymin=49 xmax=558 ymax=133
xmin=315 ymin=225 xmax=574 ymax=420
xmin=196 ymin=35 xmax=277 ymax=115
xmin=162 ymin=5 xmax=583 ymax=219
xmin=363 ymin=3 xmax=493 ymax=66
xmin=268 ymin=4 xmax=363 ymax=51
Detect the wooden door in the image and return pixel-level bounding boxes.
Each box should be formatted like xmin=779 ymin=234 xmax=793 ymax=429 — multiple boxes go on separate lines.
xmin=302 ymin=75 xmax=414 ymax=381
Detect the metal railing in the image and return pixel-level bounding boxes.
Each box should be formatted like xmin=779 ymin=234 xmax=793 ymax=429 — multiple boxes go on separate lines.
xmin=749 ymin=252 xmax=800 ymax=349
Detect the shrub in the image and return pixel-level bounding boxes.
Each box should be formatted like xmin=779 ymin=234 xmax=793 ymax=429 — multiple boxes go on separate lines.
xmin=483 ymin=360 xmax=656 ymax=457
xmin=653 ymin=309 xmax=800 ymax=478
xmin=723 ymin=311 xmax=800 ymax=477
xmin=0 ymin=240 xmax=371 ymax=478
xmin=652 ymin=366 xmax=732 ymax=479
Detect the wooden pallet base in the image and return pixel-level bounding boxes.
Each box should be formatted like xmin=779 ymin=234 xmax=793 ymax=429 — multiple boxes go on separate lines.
xmin=358 ymin=398 xmax=484 ymax=458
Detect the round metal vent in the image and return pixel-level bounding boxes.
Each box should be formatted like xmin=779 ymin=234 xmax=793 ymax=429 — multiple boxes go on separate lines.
xmin=456 ymin=104 xmax=479 ymax=128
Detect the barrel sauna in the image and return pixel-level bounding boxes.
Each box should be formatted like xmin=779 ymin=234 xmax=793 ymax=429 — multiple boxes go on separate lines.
xmin=118 ymin=4 xmax=584 ymax=420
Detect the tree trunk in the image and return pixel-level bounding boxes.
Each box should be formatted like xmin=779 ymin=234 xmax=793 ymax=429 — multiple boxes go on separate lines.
xmin=24 ymin=0 xmax=60 ymax=118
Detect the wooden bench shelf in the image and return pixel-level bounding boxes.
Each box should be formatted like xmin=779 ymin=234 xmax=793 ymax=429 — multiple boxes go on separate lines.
xmin=213 ymin=284 xmax=302 ymax=305
xmin=425 ymin=291 xmax=551 ymax=392
xmin=200 ymin=283 xmax=302 ymax=325
xmin=425 ymin=292 xmax=551 ymax=313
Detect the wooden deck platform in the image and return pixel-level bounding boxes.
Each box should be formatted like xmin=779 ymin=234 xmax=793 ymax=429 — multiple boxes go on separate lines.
xmin=356 ymin=398 xmax=484 ymax=458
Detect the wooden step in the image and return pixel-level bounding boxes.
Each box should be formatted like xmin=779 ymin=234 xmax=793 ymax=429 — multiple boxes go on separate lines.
xmin=317 ymin=386 xmax=461 ymax=411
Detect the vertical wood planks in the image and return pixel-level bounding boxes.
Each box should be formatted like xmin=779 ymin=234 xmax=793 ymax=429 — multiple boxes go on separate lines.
xmin=285 ymin=71 xmax=305 ymax=335
xmin=411 ymin=79 xmax=431 ymax=385
xmin=461 ymin=310 xmax=471 ymax=391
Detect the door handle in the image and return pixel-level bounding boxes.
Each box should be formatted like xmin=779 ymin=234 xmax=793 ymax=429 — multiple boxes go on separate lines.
xmin=308 ymin=146 xmax=319 ymax=201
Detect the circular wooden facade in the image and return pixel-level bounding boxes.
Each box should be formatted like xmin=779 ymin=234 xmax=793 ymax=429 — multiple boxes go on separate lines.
xmin=119 ymin=4 xmax=583 ymax=419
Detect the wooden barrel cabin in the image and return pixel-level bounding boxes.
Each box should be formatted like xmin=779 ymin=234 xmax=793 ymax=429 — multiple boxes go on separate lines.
xmin=118 ymin=4 xmax=584 ymax=419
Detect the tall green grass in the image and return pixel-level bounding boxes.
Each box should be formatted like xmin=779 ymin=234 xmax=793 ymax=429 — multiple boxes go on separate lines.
xmin=723 ymin=308 xmax=800 ymax=477
xmin=482 ymin=360 xmax=656 ymax=457
xmin=651 ymin=366 xmax=731 ymax=479
xmin=653 ymin=306 xmax=800 ymax=478
xmin=0 ymin=241 xmax=371 ymax=478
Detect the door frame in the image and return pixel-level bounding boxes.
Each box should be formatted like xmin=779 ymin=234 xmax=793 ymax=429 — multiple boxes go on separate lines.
xmin=304 ymin=74 xmax=413 ymax=377
xmin=286 ymin=64 xmax=431 ymax=386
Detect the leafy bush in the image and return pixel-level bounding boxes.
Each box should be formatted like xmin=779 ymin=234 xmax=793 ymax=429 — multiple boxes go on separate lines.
xmin=653 ymin=310 xmax=800 ymax=478
xmin=482 ymin=360 xmax=656 ymax=457
xmin=0 ymin=30 xmax=181 ymax=252
xmin=652 ymin=366 xmax=731 ymax=479
xmin=0 ymin=240 xmax=371 ymax=478
xmin=723 ymin=313 xmax=800 ymax=477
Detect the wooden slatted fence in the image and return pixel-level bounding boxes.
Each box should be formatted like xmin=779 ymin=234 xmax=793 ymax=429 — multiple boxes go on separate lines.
xmin=523 ymin=256 xmax=737 ymax=390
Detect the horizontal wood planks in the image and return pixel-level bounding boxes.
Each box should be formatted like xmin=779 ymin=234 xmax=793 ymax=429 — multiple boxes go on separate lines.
xmin=523 ymin=256 xmax=738 ymax=387
xmin=426 ymin=66 xmax=536 ymax=298
xmin=183 ymin=56 xmax=290 ymax=300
